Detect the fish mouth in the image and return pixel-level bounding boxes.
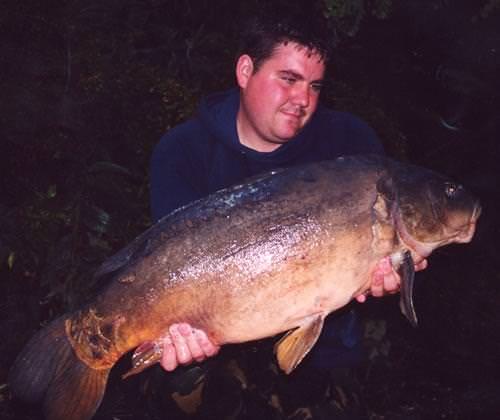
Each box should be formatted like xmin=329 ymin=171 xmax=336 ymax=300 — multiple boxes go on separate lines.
xmin=394 ymin=201 xmax=481 ymax=264
xmin=454 ymin=202 xmax=482 ymax=243
xmin=439 ymin=201 xmax=482 ymax=245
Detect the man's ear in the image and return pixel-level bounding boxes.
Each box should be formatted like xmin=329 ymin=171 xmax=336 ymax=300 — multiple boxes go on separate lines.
xmin=235 ymin=55 xmax=254 ymax=89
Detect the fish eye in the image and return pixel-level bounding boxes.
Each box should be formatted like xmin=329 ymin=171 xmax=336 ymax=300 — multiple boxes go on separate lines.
xmin=445 ymin=182 xmax=462 ymax=198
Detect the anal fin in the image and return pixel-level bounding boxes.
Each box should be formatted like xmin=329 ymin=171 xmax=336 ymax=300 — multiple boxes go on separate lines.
xmin=274 ymin=314 xmax=324 ymax=374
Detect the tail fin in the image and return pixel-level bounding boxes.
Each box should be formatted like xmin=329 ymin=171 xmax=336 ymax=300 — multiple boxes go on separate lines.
xmin=9 ymin=317 xmax=111 ymax=420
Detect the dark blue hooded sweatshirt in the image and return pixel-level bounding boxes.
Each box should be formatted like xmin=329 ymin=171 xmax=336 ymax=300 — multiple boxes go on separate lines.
xmin=150 ymin=88 xmax=384 ymax=369
xmin=150 ymin=88 xmax=383 ymax=222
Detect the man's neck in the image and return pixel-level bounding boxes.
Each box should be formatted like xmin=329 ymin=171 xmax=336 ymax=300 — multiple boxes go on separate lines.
xmin=236 ymin=112 xmax=282 ymax=153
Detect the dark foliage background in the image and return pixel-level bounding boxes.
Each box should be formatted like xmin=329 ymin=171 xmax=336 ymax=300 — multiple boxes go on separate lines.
xmin=1 ymin=0 xmax=499 ymax=419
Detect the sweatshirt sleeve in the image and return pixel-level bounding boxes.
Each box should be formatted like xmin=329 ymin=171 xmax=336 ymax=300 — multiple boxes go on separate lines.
xmin=149 ymin=126 xmax=205 ymax=223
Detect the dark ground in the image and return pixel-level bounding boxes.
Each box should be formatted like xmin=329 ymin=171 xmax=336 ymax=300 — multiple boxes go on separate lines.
xmin=1 ymin=1 xmax=499 ymax=419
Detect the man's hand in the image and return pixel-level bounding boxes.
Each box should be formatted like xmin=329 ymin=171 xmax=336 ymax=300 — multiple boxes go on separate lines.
xmin=160 ymin=323 xmax=220 ymax=371
xmin=355 ymin=257 xmax=428 ymax=303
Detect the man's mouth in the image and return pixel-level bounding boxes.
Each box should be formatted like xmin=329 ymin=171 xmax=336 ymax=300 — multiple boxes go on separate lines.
xmin=281 ymin=107 xmax=305 ymax=119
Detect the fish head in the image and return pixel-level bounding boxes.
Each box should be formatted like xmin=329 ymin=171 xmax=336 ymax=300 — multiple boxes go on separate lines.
xmin=389 ymin=165 xmax=481 ymax=260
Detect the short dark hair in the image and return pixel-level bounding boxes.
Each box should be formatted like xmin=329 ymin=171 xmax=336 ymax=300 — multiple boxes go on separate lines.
xmin=237 ymin=11 xmax=335 ymax=72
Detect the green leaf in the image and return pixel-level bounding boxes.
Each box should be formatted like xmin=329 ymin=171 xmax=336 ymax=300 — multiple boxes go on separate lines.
xmin=47 ymin=184 xmax=57 ymax=198
xmin=7 ymin=252 xmax=15 ymax=270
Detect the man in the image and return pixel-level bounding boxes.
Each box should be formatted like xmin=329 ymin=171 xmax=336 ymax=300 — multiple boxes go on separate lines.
xmin=150 ymin=12 xmax=425 ymax=402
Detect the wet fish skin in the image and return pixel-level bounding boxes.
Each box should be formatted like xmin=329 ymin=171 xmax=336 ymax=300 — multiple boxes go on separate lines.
xmin=8 ymin=155 xmax=481 ymax=420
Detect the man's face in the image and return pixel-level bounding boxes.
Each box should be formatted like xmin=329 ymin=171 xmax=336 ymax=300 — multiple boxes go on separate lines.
xmin=236 ymin=42 xmax=326 ymax=152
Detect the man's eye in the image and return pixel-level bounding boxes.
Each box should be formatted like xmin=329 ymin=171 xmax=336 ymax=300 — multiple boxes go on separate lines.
xmin=282 ymin=76 xmax=296 ymax=84
xmin=311 ymin=83 xmax=323 ymax=92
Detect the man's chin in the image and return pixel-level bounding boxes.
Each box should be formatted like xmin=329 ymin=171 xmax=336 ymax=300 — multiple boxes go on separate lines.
xmin=273 ymin=126 xmax=304 ymax=142
xmin=269 ymin=135 xmax=296 ymax=145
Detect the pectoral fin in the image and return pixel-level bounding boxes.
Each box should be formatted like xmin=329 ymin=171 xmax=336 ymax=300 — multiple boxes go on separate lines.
xmin=398 ymin=250 xmax=418 ymax=327
xmin=274 ymin=314 xmax=324 ymax=374
xmin=122 ymin=340 xmax=163 ymax=379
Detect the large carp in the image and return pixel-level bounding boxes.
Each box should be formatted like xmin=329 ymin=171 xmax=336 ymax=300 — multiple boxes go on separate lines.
xmin=9 ymin=155 xmax=480 ymax=420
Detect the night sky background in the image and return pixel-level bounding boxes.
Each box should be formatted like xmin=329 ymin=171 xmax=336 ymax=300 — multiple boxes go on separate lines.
xmin=1 ymin=1 xmax=499 ymax=419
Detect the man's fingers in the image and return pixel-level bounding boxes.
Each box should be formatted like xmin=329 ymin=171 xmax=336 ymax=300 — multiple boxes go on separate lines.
xmin=169 ymin=324 xmax=193 ymax=364
xmin=364 ymin=256 xmax=429 ymax=303
xmin=160 ymin=335 xmax=178 ymax=371
xmin=178 ymin=323 xmax=205 ymax=362
xmin=371 ymin=270 xmax=384 ymax=297
xmin=415 ymin=259 xmax=428 ymax=271
xmin=370 ymin=256 xmax=400 ymax=297
xmin=355 ymin=293 xmax=367 ymax=303
xmin=194 ymin=329 xmax=220 ymax=357
xmin=158 ymin=323 xmax=221 ymax=372
xmin=377 ymin=256 xmax=392 ymax=274
xmin=382 ymin=271 xmax=400 ymax=293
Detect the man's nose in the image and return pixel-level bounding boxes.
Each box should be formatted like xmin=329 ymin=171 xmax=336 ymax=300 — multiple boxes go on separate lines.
xmin=291 ymin=83 xmax=310 ymax=108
